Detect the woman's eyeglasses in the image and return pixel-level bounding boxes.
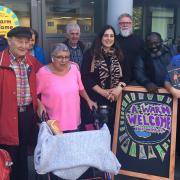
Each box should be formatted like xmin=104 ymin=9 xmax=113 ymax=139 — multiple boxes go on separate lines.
xmin=53 ymin=56 xmax=70 ymax=61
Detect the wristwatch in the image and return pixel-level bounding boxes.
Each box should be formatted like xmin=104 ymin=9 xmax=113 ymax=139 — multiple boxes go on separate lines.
xmin=118 ymin=83 xmax=125 ymax=88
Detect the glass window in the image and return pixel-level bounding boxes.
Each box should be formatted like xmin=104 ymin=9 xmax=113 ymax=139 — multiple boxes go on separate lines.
xmin=45 ymin=0 xmax=106 ymax=34
xmin=151 ymin=7 xmax=174 ymax=42
xmin=0 ymin=0 xmax=31 ymax=27
xmin=133 ymin=0 xmax=180 ymax=44
xmin=133 ymin=6 xmax=143 ymax=36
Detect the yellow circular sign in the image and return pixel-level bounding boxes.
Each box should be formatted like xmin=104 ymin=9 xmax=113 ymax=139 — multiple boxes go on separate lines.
xmin=0 ymin=6 xmax=19 ymax=37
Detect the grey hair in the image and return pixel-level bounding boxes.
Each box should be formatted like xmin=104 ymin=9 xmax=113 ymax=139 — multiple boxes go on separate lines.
xmin=118 ymin=13 xmax=132 ymax=21
xmin=66 ymin=23 xmax=80 ymax=34
xmin=51 ymin=43 xmax=70 ymax=57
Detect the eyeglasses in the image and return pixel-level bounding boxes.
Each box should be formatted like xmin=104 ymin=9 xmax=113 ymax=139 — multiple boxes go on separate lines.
xmin=53 ymin=56 xmax=70 ymax=61
xmin=119 ymin=22 xmax=132 ymax=26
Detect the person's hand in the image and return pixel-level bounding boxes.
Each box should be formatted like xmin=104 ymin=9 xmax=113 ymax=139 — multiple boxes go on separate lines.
xmin=87 ymin=99 xmax=98 ymax=110
xmin=107 ymin=93 xmax=115 ymax=102
xmin=99 ymin=88 xmax=110 ymax=99
xmin=145 ymin=82 xmax=159 ymax=93
xmin=37 ymin=100 xmax=46 ymax=118
xmin=118 ymin=82 xmax=126 ymax=88
xmin=171 ymin=87 xmax=180 ymax=99
xmin=109 ymin=86 xmax=123 ymax=101
xmin=100 ymin=88 xmax=116 ymax=101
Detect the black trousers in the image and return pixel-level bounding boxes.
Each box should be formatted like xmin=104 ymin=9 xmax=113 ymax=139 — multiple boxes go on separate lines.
xmin=49 ymin=167 xmax=105 ymax=180
xmin=0 ymin=104 xmax=35 ymax=180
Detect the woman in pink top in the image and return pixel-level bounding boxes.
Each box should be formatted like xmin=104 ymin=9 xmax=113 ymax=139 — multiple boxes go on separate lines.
xmin=36 ymin=43 xmax=97 ymax=132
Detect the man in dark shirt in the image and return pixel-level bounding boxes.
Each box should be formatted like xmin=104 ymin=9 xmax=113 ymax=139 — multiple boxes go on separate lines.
xmin=116 ymin=13 xmax=144 ymax=82
xmin=134 ymin=32 xmax=172 ymax=92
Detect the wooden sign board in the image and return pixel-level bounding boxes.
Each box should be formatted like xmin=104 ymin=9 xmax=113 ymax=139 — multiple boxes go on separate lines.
xmin=112 ymin=86 xmax=178 ymax=180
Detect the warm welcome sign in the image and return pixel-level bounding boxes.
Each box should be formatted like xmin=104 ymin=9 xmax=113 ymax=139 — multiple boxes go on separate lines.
xmin=0 ymin=6 xmax=19 ymax=37
xmin=112 ymin=86 xmax=178 ymax=180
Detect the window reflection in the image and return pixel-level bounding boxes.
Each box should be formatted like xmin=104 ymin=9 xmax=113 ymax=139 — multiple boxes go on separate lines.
xmin=45 ymin=0 xmax=104 ymax=34
xmin=0 ymin=0 xmax=30 ymax=27
xmin=133 ymin=0 xmax=180 ymax=44
xmin=46 ymin=16 xmax=93 ymax=34
xmin=133 ymin=7 xmax=143 ymax=36
xmin=151 ymin=7 xmax=174 ymax=42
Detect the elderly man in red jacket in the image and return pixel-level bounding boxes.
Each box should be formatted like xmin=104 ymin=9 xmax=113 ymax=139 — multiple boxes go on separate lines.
xmin=0 ymin=26 xmax=41 ymax=180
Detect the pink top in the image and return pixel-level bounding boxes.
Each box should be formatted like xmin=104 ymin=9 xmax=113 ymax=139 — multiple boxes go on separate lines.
xmin=36 ymin=63 xmax=84 ymax=131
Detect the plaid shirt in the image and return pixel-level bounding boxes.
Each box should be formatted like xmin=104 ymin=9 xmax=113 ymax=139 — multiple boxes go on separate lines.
xmin=9 ymin=51 xmax=32 ymax=106
xmin=69 ymin=45 xmax=83 ymax=68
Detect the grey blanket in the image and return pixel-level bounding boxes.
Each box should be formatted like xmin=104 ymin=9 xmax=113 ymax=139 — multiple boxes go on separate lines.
xmin=34 ymin=122 xmax=121 ymax=180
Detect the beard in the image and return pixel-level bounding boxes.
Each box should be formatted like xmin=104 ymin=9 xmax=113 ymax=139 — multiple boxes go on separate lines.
xmin=120 ymin=27 xmax=133 ymax=37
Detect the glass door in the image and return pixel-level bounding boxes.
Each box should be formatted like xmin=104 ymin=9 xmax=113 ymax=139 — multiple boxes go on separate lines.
xmin=42 ymin=0 xmax=107 ymax=61
xmin=133 ymin=0 xmax=180 ymax=44
xmin=1 ymin=0 xmax=31 ymax=27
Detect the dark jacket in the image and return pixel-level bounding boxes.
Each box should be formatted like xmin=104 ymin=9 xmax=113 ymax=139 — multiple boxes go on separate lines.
xmin=0 ymin=37 xmax=8 ymax=52
xmin=63 ymin=39 xmax=85 ymax=52
xmin=134 ymin=46 xmax=172 ymax=87
xmin=81 ymin=49 xmax=129 ymax=101
xmin=63 ymin=39 xmax=85 ymax=67
xmin=116 ymin=34 xmax=145 ymax=82
xmin=81 ymin=48 xmax=130 ymax=134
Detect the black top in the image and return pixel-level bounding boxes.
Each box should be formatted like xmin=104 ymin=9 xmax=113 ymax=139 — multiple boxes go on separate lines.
xmin=81 ymin=49 xmax=130 ymax=103
xmin=134 ymin=46 xmax=172 ymax=87
xmin=63 ymin=39 xmax=85 ymax=67
xmin=116 ymin=34 xmax=145 ymax=82
xmin=81 ymin=49 xmax=130 ymax=135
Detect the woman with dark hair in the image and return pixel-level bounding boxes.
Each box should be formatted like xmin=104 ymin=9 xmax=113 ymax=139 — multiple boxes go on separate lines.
xmin=29 ymin=28 xmax=47 ymax=64
xmin=81 ymin=25 xmax=129 ymax=136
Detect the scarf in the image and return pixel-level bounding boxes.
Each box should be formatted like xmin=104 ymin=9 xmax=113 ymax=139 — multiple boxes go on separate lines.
xmin=91 ymin=48 xmax=123 ymax=88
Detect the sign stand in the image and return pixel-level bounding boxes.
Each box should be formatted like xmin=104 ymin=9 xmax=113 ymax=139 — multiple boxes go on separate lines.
xmin=112 ymin=86 xmax=178 ymax=180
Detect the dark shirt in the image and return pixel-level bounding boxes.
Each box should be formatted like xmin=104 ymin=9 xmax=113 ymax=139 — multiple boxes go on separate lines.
xmin=0 ymin=37 xmax=8 ymax=52
xmin=81 ymin=49 xmax=129 ymax=99
xmin=63 ymin=40 xmax=85 ymax=68
xmin=134 ymin=46 xmax=172 ymax=87
xmin=116 ymin=34 xmax=145 ymax=82
xmin=81 ymin=49 xmax=128 ymax=135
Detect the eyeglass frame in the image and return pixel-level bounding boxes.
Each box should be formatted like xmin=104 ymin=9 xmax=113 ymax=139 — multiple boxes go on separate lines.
xmin=52 ymin=55 xmax=70 ymax=61
xmin=119 ymin=21 xmax=132 ymax=26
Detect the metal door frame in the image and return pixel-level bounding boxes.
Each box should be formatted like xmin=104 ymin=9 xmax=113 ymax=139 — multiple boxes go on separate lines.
xmin=31 ymin=0 xmax=45 ymax=49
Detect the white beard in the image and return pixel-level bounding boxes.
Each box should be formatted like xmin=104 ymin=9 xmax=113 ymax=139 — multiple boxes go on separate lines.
xmin=120 ymin=28 xmax=133 ymax=37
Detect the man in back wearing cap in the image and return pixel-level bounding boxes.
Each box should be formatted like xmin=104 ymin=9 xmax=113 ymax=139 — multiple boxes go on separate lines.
xmin=0 ymin=26 xmax=41 ymax=180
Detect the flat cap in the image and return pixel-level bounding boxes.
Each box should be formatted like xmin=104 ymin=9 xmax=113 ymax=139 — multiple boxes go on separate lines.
xmin=7 ymin=26 xmax=32 ymax=39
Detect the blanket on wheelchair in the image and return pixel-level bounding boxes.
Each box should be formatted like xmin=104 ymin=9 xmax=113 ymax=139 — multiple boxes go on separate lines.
xmin=34 ymin=122 xmax=121 ymax=180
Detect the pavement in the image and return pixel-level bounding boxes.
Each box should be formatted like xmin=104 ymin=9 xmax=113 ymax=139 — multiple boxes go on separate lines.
xmin=114 ymin=155 xmax=180 ymax=180
xmin=28 ymin=155 xmax=180 ymax=180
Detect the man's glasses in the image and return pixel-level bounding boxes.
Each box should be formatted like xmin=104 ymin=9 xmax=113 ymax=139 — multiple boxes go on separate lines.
xmin=53 ymin=56 xmax=70 ymax=61
xmin=119 ymin=22 xmax=132 ymax=26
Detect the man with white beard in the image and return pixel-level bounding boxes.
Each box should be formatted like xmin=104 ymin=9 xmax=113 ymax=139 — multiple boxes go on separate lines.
xmin=117 ymin=13 xmax=144 ymax=83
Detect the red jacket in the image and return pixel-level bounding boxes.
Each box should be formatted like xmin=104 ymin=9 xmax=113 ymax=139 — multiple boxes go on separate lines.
xmin=0 ymin=49 xmax=41 ymax=145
